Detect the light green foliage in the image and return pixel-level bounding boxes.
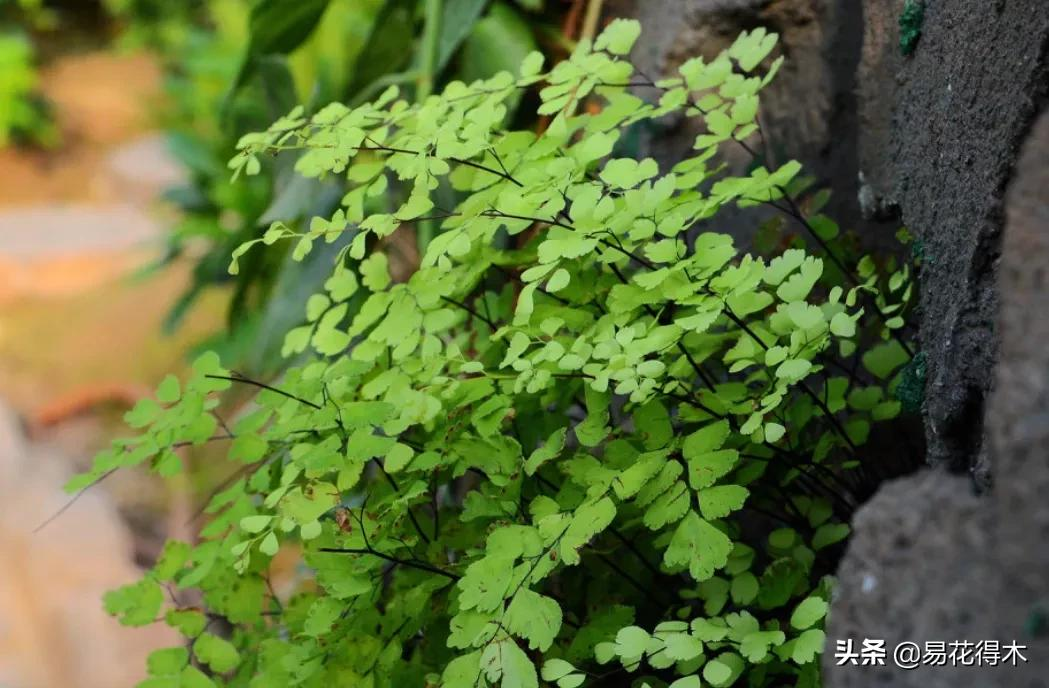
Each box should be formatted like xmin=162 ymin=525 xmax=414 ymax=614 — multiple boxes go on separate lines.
xmin=74 ymin=21 xmax=917 ymax=687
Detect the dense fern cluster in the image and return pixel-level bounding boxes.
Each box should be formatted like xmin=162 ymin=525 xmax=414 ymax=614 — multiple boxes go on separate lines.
xmin=73 ymin=20 xmax=916 ymax=688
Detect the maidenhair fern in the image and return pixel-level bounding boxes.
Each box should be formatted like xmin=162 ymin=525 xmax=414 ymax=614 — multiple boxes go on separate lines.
xmin=71 ymin=20 xmax=916 ymax=688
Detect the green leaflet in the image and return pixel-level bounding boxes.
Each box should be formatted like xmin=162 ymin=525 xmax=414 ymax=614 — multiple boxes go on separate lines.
xmin=506 ymin=589 xmax=563 ymax=651
xmin=482 ymin=638 xmax=538 ymax=688
xmin=790 ymin=596 xmax=829 ymax=630
xmin=560 ymin=497 xmax=617 ymax=565
xmin=665 ymin=511 xmax=734 ymax=582
xmin=789 ymin=629 xmax=827 ymax=664
xmin=459 ymin=555 xmax=512 ymax=606
xmin=575 ymin=387 xmax=611 ymax=447
xmin=193 ymin=632 xmax=241 ymax=673
xmin=703 ymin=652 xmax=745 ymax=686
xmin=165 ymin=610 xmax=207 ymax=639
xmin=688 ymin=449 xmax=740 ymax=490
xmin=614 ymin=625 xmax=651 ymax=659
xmin=698 ymin=485 xmax=749 ymax=520
xmin=683 ymin=420 xmax=731 ymax=456
xmin=104 ymin=579 xmax=164 ymax=627
xmin=524 ymin=427 xmax=568 ymax=475
xmin=541 ymin=659 xmax=585 ymax=688
xmin=147 ymin=647 xmax=190 ymax=677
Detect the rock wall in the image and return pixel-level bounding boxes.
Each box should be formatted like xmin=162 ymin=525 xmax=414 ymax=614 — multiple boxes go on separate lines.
xmin=821 ymin=468 xmax=995 ymax=687
xmin=824 ymin=103 xmax=1049 ymax=688
xmin=833 ymin=2 xmax=1049 ymax=683
xmin=612 ymin=0 xmax=1049 ymax=685
xmin=859 ymin=0 xmax=1049 ymax=476
xmin=987 ymin=107 xmax=1049 ymax=684
xmin=606 ymin=0 xmax=898 ymax=251
xmin=616 ymin=0 xmax=1048 ymax=473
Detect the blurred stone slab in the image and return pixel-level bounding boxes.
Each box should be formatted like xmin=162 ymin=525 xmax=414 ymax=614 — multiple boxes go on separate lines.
xmin=0 ymin=204 xmax=163 ymax=259
xmin=0 ymin=402 xmax=176 ymax=688
xmin=106 ymin=133 xmax=186 ymax=206
xmin=0 ymin=204 xmax=164 ymax=301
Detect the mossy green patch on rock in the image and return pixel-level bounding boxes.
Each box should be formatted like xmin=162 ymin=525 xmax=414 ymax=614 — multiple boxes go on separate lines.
xmin=899 ymin=0 xmax=925 ymax=56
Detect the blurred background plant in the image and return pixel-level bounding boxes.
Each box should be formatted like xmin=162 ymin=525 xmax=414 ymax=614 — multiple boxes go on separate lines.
xmin=0 ymin=0 xmax=59 ymax=146
xmin=105 ymin=0 xmax=573 ymax=376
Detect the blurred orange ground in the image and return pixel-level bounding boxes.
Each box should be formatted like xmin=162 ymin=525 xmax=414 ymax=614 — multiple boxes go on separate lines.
xmin=0 ymin=50 xmax=226 ymax=416
xmin=0 ymin=52 xmax=163 ymax=205
xmin=0 ymin=50 xmax=228 ymax=688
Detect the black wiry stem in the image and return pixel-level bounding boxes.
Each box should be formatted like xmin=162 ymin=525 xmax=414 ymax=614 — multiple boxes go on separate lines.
xmin=371 ymin=458 xmax=433 ymax=545
xmin=320 ymin=547 xmax=459 ymax=580
xmin=357 ymin=142 xmax=523 ymax=188
xmin=441 ymin=295 xmax=497 ymax=329
xmin=207 ymin=373 xmax=322 ymax=409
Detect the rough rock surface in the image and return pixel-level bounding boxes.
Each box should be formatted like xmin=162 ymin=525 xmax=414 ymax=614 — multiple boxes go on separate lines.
xmin=614 ymin=0 xmax=1049 ymax=472
xmin=611 ymin=0 xmax=836 ymax=164
xmin=828 ymin=1 xmax=1049 ymax=684
xmin=854 ymin=0 xmax=904 ymax=222
xmin=822 ymin=469 xmax=995 ymax=687
xmin=861 ymin=0 xmax=1049 ymax=473
xmin=986 ymin=108 xmax=1049 ymax=683
xmin=826 ymin=103 xmax=1049 ymax=688
xmin=607 ymin=0 xmax=895 ymax=250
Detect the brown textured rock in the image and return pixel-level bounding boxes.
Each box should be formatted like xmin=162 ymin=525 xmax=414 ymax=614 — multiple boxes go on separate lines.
xmin=986 ymin=108 xmax=1049 ymax=684
xmin=620 ymin=0 xmax=833 ymax=163
xmin=822 ymin=468 xmax=996 ymax=686
xmin=855 ymin=0 xmax=904 ymax=221
xmin=606 ymin=0 xmax=890 ymax=250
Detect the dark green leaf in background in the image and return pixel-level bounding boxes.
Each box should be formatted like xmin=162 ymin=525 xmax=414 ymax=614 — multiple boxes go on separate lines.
xmin=225 ymin=0 xmax=332 ymax=108
xmin=458 ymin=1 xmax=536 ymax=85
xmin=437 ymin=0 xmax=490 ymax=70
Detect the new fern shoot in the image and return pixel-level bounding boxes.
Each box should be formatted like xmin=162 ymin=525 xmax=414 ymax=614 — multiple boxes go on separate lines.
xmin=71 ymin=20 xmax=916 ymax=688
